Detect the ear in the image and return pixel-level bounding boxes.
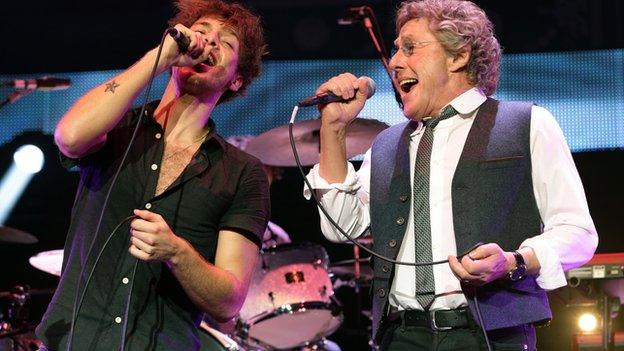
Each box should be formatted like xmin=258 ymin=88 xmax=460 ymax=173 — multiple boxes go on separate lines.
xmin=448 ymin=44 xmax=471 ymax=73
xmin=228 ymin=75 xmax=243 ymax=93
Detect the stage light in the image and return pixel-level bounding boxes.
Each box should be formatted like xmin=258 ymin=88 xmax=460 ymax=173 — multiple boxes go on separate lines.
xmin=13 ymin=144 xmax=44 ymax=174
xmin=578 ymin=313 xmax=599 ymax=332
xmin=0 ymin=144 xmax=45 ymax=224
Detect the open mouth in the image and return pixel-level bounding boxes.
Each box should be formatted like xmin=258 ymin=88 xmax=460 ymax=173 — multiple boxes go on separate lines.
xmin=399 ymin=78 xmax=418 ymax=93
xmin=192 ymin=53 xmax=217 ymax=72
xmin=204 ymin=53 xmax=217 ymax=67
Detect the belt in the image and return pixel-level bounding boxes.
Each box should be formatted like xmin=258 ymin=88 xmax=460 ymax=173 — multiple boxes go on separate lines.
xmin=387 ymin=308 xmax=473 ymax=331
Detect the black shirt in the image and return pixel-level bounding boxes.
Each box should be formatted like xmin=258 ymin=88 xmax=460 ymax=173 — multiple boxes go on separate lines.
xmin=35 ymin=102 xmax=270 ymax=350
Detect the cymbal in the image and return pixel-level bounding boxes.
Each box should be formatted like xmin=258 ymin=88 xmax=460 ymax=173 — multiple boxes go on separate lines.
xmin=29 ymin=249 xmax=63 ymax=277
xmin=330 ymin=256 xmax=373 ymax=281
xmin=245 ymin=118 xmax=389 ymax=166
xmin=0 ymin=226 xmax=38 ymax=244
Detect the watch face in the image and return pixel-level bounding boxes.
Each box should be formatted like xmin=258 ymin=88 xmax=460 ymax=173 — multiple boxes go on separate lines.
xmin=509 ymin=265 xmax=527 ymax=281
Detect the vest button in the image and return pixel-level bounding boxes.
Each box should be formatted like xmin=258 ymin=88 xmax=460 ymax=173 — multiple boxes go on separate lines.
xmin=399 ymin=195 xmax=409 ymax=202
xmin=388 ymin=239 xmax=397 ymax=248
xmin=382 ymin=264 xmax=390 ymax=273
xmin=454 ymin=183 xmax=468 ymax=190
xmin=395 ymin=217 xmax=405 ymax=225
xmin=377 ymin=288 xmax=386 ymax=298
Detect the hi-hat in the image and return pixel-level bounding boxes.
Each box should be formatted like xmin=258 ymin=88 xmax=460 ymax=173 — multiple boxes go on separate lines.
xmin=0 ymin=226 xmax=38 ymax=244
xmin=29 ymin=249 xmax=63 ymax=277
xmin=245 ymin=118 xmax=388 ymax=166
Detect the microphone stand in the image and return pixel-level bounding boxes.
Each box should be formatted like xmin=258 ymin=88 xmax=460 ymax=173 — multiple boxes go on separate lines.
xmin=1 ymin=77 xmax=71 ymax=110
xmin=339 ymin=6 xmax=402 ymax=107
xmin=0 ymin=90 xmax=33 ymax=110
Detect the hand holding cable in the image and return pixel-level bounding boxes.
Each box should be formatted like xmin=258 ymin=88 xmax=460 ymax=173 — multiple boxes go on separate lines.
xmin=129 ymin=209 xmax=186 ymax=264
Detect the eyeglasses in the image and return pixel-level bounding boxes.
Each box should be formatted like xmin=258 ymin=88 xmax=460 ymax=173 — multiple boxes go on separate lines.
xmin=391 ymin=40 xmax=440 ymax=57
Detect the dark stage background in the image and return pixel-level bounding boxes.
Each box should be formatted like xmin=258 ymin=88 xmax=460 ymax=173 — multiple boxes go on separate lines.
xmin=1 ymin=1 xmax=623 ymax=350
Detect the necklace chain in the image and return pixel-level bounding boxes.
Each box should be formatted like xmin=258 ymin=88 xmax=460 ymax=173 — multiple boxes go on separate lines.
xmin=162 ymin=128 xmax=210 ymax=162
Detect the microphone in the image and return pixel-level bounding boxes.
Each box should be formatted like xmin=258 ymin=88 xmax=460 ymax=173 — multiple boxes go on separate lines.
xmin=297 ymin=77 xmax=376 ymax=107
xmin=4 ymin=77 xmax=71 ymax=91
xmin=166 ymin=27 xmax=190 ymax=53
xmin=337 ymin=6 xmax=369 ymax=25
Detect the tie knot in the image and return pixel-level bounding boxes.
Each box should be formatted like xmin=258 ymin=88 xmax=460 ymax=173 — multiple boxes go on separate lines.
xmin=424 ymin=105 xmax=457 ymax=130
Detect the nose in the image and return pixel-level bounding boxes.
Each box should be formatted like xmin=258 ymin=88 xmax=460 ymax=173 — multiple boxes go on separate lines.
xmin=389 ymin=50 xmax=402 ymax=71
xmin=203 ymin=31 xmax=220 ymax=48
xmin=389 ymin=51 xmax=403 ymax=80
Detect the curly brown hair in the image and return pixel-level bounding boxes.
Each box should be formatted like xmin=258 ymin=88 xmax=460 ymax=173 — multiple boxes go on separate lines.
xmin=168 ymin=0 xmax=267 ymax=103
xmin=396 ymin=0 xmax=501 ymax=96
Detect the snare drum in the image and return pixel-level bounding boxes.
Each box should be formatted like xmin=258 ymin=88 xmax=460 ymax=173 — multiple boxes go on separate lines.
xmin=237 ymin=243 xmax=342 ymax=350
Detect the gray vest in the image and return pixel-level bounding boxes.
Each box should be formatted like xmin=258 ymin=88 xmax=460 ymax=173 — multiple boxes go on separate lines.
xmin=369 ymin=98 xmax=551 ymax=340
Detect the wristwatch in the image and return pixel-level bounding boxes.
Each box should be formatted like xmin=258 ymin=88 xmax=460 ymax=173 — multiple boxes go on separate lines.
xmin=508 ymin=251 xmax=527 ymax=281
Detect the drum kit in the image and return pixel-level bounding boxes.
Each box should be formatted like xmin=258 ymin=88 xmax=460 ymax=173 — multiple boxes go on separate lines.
xmin=0 ymin=226 xmax=50 ymax=351
xmin=198 ymin=240 xmax=375 ymax=351
xmin=1 ymin=231 xmax=375 ymax=351
xmin=1 ymin=117 xmax=387 ymax=350
xmin=8 ymin=239 xmax=372 ymax=351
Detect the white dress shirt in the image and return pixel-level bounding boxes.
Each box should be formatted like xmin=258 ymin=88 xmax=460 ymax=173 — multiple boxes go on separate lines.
xmin=304 ymin=87 xmax=598 ymax=311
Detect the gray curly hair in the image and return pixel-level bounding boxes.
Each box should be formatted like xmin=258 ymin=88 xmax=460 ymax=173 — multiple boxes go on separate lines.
xmin=396 ymin=0 xmax=501 ymax=96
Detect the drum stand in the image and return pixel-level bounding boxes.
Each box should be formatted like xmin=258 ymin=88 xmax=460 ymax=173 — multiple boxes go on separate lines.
xmin=329 ymin=239 xmax=378 ymax=351
xmin=351 ymin=245 xmax=378 ymax=351
xmin=0 ymin=285 xmax=43 ymax=351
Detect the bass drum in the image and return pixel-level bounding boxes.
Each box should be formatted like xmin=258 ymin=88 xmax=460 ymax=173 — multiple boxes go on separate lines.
xmin=199 ymin=320 xmax=244 ymax=351
xmin=237 ymin=242 xmax=342 ymax=350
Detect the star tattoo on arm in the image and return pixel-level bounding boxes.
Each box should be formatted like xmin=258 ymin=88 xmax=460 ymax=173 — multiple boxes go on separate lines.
xmin=104 ymin=80 xmax=120 ymax=93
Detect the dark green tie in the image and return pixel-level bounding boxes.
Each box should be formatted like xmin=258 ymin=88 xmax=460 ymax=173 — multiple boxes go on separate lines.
xmin=413 ymin=105 xmax=458 ymax=310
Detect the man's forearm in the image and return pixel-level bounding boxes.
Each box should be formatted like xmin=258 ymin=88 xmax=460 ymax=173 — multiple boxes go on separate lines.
xmin=55 ymin=49 xmax=166 ymax=158
xmin=318 ymin=123 xmax=349 ymax=184
xmin=166 ymin=237 xmax=247 ymax=322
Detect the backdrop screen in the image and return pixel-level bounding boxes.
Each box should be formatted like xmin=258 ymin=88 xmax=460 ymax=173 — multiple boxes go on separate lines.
xmin=1 ymin=49 xmax=622 ymax=152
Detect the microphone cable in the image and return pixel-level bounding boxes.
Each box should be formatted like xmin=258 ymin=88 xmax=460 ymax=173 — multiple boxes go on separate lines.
xmin=288 ymin=105 xmax=492 ymax=351
xmin=288 ymin=105 xmax=482 ymax=266
xmin=66 ymin=28 xmax=170 ymax=351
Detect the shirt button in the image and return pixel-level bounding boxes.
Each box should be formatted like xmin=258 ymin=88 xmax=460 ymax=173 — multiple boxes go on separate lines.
xmin=115 ymin=317 xmax=122 ymax=324
xmin=122 ymin=277 xmax=129 ymax=285
xmin=155 ymin=133 xmax=162 ymax=139
xmin=388 ymin=239 xmax=397 ymax=248
xmin=151 ymin=164 xmax=158 ymax=170
xmin=396 ymin=217 xmax=405 ymax=225
xmin=145 ymin=203 xmax=152 ymax=209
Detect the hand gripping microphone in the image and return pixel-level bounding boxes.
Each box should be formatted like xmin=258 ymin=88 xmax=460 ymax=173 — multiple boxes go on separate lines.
xmin=297 ymin=76 xmax=376 ymax=107
xmin=166 ymin=27 xmax=190 ymax=53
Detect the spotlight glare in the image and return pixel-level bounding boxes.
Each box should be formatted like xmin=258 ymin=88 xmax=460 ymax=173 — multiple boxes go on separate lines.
xmin=578 ymin=313 xmax=598 ymax=332
xmin=13 ymin=144 xmax=44 ymax=174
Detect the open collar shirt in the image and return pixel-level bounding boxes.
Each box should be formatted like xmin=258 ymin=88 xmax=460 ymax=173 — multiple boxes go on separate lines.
xmin=37 ymin=102 xmax=270 ymax=350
